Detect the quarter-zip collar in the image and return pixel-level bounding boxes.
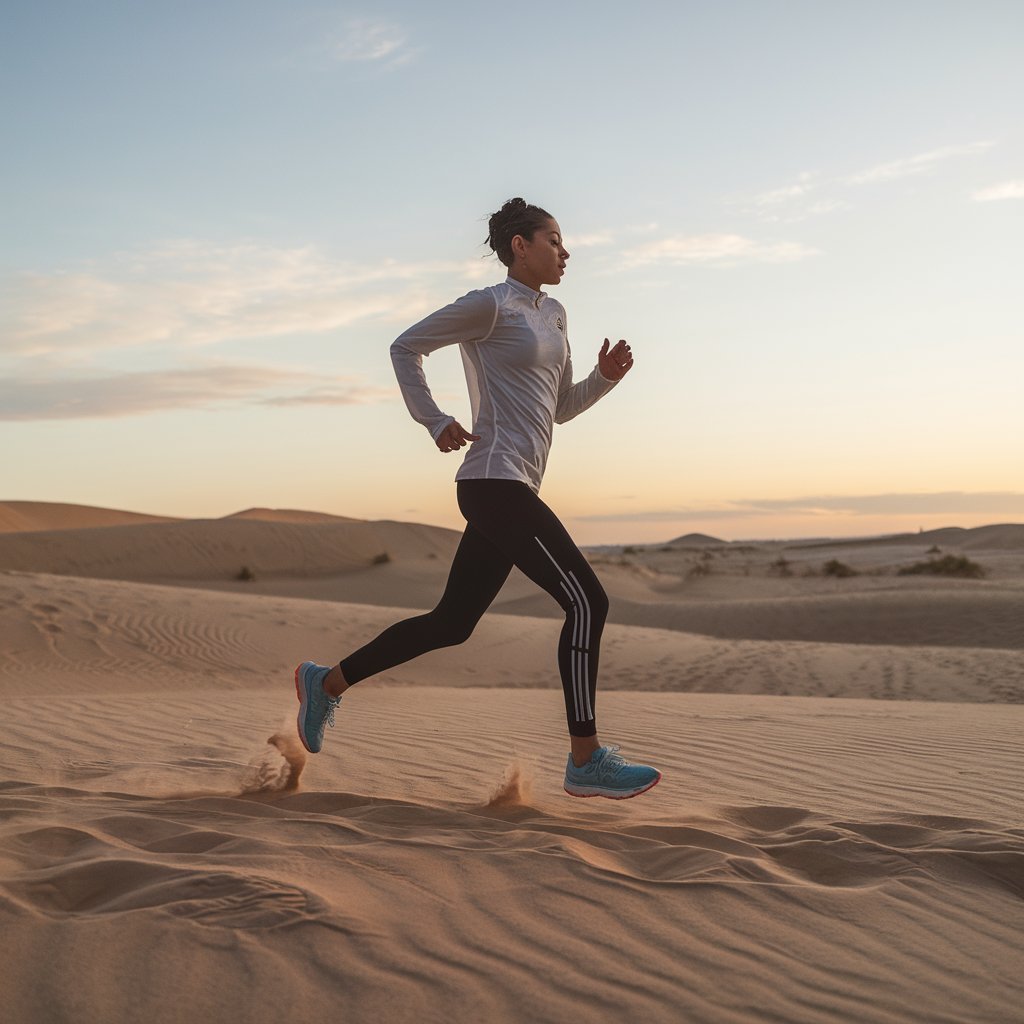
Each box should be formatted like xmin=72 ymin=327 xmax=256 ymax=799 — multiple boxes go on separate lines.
xmin=505 ymin=275 xmax=546 ymax=308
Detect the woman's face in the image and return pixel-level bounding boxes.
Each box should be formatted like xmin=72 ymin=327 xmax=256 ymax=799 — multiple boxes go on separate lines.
xmin=513 ymin=218 xmax=570 ymax=286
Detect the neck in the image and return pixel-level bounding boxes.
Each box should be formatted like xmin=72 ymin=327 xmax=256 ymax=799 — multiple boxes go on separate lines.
xmin=507 ymin=267 xmax=544 ymax=293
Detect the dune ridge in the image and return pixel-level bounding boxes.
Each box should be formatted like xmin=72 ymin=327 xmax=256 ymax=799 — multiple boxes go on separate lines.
xmin=0 ymin=500 xmax=180 ymax=534
xmin=1 ymin=503 xmax=1022 ymax=657
xmin=2 ymin=501 xmax=1024 ymax=1021
xmin=0 ymin=517 xmax=461 ymax=581
xmin=3 ymin=571 xmax=1023 ymax=702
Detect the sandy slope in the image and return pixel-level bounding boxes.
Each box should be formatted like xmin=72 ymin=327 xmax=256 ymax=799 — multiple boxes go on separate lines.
xmin=0 ymin=500 xmax=179 ymax=533
xmin=3 ymin=572 xmax=1023 ymax=702
xmin=1 ymin=509 xmax=1021 ymax=655
xmin=0 ymin=517 xmax=461 ymax=581
xmin=2 ymin=503 xmax=1024 ymax=1022
xmin=2 ymin=686 xmax=1022 ymax=1024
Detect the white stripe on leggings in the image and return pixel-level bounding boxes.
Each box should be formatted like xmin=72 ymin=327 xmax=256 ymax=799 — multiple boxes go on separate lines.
xmin=536 ymin=537 xmax=592 ymax=723
xmin=558 ymin=581 xmax=585 ymax=719
xmin=568 ymin=570 xmax=594 ymax=720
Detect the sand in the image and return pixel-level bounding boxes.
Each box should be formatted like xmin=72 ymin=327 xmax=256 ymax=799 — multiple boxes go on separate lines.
xmin=1 ymin=502 xmax=1022 ymax=1023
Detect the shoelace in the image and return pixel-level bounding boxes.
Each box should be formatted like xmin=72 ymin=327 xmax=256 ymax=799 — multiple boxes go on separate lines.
xmin=324 ymin=694 xmax=341 ymax=730
xmin=595 ymin=744 xmax=628 ymax=777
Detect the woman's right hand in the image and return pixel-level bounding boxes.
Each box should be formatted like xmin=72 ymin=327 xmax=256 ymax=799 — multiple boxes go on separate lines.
xmin=436 ymin=420 xmax=480 ymax=453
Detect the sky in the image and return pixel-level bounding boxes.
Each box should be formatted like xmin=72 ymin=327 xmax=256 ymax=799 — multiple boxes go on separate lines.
xmin=2 ymin=0 xmax=1022 ymax=543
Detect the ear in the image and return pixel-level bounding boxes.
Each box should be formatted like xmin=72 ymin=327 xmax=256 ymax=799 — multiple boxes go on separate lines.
xmin=510 ymin=234 xmax=527 ymax=261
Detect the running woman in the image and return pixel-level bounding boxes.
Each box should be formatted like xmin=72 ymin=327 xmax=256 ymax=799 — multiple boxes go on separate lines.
xmin=295 ymin=198 xmax=661 ymax=799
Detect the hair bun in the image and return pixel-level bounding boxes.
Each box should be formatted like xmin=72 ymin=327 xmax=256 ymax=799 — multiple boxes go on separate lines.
xmin=484 ymin=197 xmax=553 ymax=268
xmin=491 ymin=198 xmax=527 ymax=229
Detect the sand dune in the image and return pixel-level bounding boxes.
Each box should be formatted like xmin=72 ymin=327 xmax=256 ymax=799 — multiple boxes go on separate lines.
xmin=3 ymin=570 xmax=1023 ymax=703
xmin=0 ymin=500 xmax=179 ymax=533
xmin=2 ymin=505 xmax=1021 ymax=657
xmin=222 ymin=506 xmax=363 ymax=525
xmin=2 ymin=686 xmax=1022 ymax=1023
xmin=2 ymin=502 xmax=1024 ymax=1022
xmin=792 ymin=522 xmax=1024 ymax=551
xmin=500 ymin=586 xmax=1024 ymax=649
xmin=0 ymin=516 xmax=462 ymax=582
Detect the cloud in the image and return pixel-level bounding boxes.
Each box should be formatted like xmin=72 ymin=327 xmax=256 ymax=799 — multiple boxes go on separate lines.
xmin=733 ymin=142 xmax=994 ymax=225
xmin=566 ymin=232 xmax=614 ymax=248
xmin=330 ymin=19 xmax=412 ymax=65
xmin=578 ymin=507 xmax=762 ymax=524
xmin=578 ymin=492 xmax=1024 ymax=523
xmin=730 ymin=171 xmax=851 ymax=225
xmin=743 ymin=492 xmax=1024 ymax=516
xmin=259 ymin=384 xmax=394 ymax=408
xmin=0 ymin=365 xmax=394 ymax=420
xmin=620 ymin=233 xmax=819 ymax=269
xmin=972 ymin=180 xmax=1024 ymax=202
xmin=1 ymin=242 xmax=484 ymax=356
xmin=845 ymin=142 xmax=994 ymax=186
xmin=747 ymin=172 xmax=818 ymax=208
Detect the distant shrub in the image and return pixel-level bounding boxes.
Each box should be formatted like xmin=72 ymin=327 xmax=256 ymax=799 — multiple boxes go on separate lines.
xmin=372 ymin=552 xmax=391 ymax=565
xmin=823 ymin=559 xmax=857 ymax=578
xmin=687 ymin=561 xmax=711 ymax=578
xmin=926 ymin=545 xmax=942 ymax=554
xmin=897 ymin=555 xmax=984 ymax=579
xmin=769 ymin=556 xmax=793 ymax=577
xmin=623 ymin=545 xmax=644 ymax=555
xmin=660 ymin=546 xmax=674 ymax=553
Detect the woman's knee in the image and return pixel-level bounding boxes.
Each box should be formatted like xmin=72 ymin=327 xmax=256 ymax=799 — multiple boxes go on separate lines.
xmin=560 ymin=578 xmax=608 ymax=631
xmin=587 ymin=582 xmax=609 ymax=626
xmin=428 ymin=608 xmax=477 ymax=648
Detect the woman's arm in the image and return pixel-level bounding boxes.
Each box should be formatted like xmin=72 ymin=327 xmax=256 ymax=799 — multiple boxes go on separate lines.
xmin=390 ymin=289 xmax=498 ymax=441
xmin=554 ymin=336 xmax=632 ymax=425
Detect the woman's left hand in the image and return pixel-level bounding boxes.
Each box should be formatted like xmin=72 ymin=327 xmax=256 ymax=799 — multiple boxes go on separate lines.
xmin=599 ymin=338 xmax=634 ymax=382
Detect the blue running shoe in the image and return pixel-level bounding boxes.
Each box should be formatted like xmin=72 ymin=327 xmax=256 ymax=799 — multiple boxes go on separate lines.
xmin=294 ymin=662 xmax=342 ymax=754
xmin=563 ymin=745 xmax=661 ymax=799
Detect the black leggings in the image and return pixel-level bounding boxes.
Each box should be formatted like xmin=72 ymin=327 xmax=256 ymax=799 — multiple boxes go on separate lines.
xmin=339 ymin=479 xmax=608 ymax=737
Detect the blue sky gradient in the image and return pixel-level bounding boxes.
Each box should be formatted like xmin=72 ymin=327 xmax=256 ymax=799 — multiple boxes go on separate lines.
xmin=2 ymin=1 xmax=1022 ymax=541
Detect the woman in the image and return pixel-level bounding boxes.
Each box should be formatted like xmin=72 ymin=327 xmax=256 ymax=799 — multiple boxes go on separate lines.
xmin=295 ymin=198 xmax=661 ymax=799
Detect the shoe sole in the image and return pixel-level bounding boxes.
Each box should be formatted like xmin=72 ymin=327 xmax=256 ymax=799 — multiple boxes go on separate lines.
xmin=563 ymin=772 xmax=662 ymax=800
xmin=294 ymin=662 xmax=318 ymax=754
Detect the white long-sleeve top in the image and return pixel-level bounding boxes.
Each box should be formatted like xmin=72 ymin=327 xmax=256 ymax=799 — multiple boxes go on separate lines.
xmin=391 ymin=276 xmax=619 ymax=493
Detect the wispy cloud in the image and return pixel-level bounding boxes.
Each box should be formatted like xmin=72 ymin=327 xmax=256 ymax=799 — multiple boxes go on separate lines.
xmin=0 ymin=366 xmax=393 ymax=420
xmin=578 ymin=507 xmax=761 ymax=524
xmin=845 ymin=141 xmax=994 ymax=186
xmin=578 ymin=492 xmax=1024 ymax=523
xmin=746 ymin=172 xmax=818 ymax=209
xmin=259 ymin=384 xmax=394 ymax=408
xmin=566 ymin=232 xmax=614 ymax=248
xmin=732 ymin=141 xmax=996 ymax=224
xmin=620 ymin=233 xmax=819 ymax=269
xmin=1 ymin=241 xmax=484 ymax=356
xmin=733 ymin=178 xmax=849 ymax=224
xmin=972 ymin=180 xmax=1024 ymax=202
xmin=330 ymin=18 xmax=414 ymax=67
xmin=739 ymin=492 xmax=1024 ymax=516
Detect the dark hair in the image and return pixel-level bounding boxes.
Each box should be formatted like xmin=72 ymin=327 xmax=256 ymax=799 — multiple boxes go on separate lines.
xmin=485 ymin=197 xmax=553 ymax=267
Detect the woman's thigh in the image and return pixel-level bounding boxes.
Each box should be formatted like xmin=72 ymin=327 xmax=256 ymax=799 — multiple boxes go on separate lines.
xmin=457 ymin=481 xmax=605 ymax=612
xmin=432 ymin=517 xmax=516 ymax=627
